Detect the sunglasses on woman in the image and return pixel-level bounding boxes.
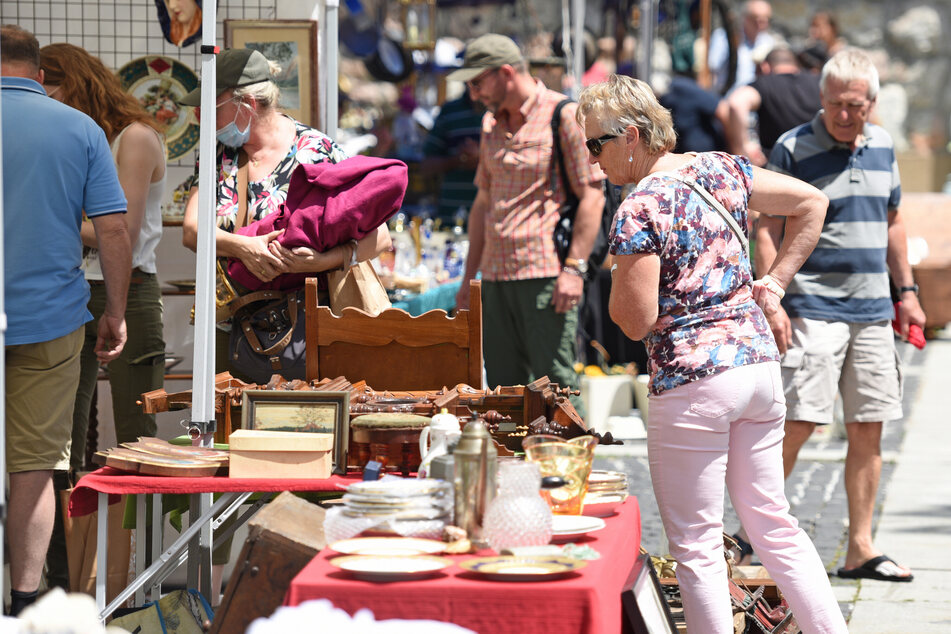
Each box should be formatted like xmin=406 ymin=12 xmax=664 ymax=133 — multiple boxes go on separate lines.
xmin=585 ymin=133 xmax=619 ymax=157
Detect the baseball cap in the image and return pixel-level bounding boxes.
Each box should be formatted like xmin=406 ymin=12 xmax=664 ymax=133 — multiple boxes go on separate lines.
xmin=178 ymin=48 xmax=271 ymax=106
xmin=445 ymin=34 xmax=524 ymax=83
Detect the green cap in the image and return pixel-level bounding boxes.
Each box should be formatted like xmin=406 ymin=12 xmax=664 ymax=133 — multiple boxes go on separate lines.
xmin=178 ymin=48 xmax=271 ymax=106
xmin=445 ymin=34 xmax=524 ymax=83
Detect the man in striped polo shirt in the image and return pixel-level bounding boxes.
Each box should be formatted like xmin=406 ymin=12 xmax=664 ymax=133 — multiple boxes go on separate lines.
xmin=756 ymin=49 xmax=925 ymax=582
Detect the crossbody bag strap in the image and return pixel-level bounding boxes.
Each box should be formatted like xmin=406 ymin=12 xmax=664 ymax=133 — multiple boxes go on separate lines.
xmin=667 ymin=174 xmax=750 ymax=257
xmin=235 ymin=149 xmax=251 ymax=229
xmin=551 ymin=99 xmax=579 ymax=220
xmin=228 ymin=289 xmax=286 ymax=315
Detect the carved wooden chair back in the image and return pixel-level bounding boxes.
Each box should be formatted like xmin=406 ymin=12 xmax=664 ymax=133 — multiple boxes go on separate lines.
xmin=304 ymin=279 xmax=483 ymax=391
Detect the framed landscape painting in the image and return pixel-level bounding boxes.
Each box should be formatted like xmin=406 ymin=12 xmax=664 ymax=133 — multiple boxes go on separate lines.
xmin=224 ymin=20 xmax=318 ymax=126
xmin=241 ymin=390 xmax=350 ymax=474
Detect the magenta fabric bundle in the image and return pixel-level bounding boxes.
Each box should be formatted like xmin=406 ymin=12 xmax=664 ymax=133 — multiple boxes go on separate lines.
xmin=228 ymin=155 xmax=407 ymax=291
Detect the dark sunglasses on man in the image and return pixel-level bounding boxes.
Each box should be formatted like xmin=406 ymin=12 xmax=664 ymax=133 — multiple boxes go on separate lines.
xmin=585 ymin=133 xmax=618 ymax=157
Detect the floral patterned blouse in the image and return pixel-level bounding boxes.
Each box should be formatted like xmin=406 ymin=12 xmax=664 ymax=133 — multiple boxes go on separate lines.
xmin=611 ymin=152 xmax=779 ymax=395
xmin=191 ymin=117 xmax=348 ymax=232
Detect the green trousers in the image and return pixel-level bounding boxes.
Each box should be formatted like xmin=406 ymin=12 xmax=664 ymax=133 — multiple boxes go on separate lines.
xmin=482 ymin=278 xmax=585 ymax=417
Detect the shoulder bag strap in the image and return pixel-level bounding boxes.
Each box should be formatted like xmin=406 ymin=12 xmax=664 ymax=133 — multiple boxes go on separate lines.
xmin=234 ymin=149 xmax=251 ymax=228
xmin=666 ymin=174 xmax=749 ymax=257
xmin=551 ymin=99 xmax=579 ymax=220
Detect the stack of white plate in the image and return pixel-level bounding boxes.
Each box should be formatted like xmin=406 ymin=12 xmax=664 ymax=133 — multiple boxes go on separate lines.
xmin=583 ymin=470 xmax=628 ymax=517
xmin=342 ymin=478 xmax=453 ymax=523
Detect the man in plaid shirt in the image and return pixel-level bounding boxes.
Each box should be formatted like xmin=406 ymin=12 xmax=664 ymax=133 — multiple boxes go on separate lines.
xmin=451 ymin=34 xmax=605 ymax=408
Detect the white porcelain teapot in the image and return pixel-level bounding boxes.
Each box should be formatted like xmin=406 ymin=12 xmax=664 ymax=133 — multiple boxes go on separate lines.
xmin=418 ymin=408 xmax=461 ymax=478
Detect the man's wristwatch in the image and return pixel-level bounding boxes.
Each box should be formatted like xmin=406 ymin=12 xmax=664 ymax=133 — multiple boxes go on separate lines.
xmin=564 ymin=258 xmax=588 ymax=275
xmin=899 ymin=284 xmax=919 ymax=296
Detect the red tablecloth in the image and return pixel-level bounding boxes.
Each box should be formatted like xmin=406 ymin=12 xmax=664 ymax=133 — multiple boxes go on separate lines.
xmin=285 ymin=498 xmax=641 ymax=634
xmin=68 ymin=467 xmax=360 ymax=517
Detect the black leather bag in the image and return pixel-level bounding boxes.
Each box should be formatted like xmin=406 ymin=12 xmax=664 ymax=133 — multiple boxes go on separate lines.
xmin=550 ymin=99 xmax=615 ymax=279
xmin=227 ymin=289 xmax=307 ymax=384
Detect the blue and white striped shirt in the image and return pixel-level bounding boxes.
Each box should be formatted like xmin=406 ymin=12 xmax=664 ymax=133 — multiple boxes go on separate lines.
xmin=767 ymin=113 xmax=900 ymax=323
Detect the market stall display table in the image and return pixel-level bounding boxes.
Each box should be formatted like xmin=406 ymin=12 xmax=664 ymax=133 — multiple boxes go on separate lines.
xmin=285 ymin=498 xmax=641 ymax=633
xmin=68 ymin=467 xmax=360 ymax=620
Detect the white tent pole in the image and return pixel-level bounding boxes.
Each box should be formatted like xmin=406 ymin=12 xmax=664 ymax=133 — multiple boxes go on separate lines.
xmin=0 ymin=44 xmax=8 ymax=606
xmin=189 ymin=0 xmax=219 ymax=605
xmin=191 ymin=3 xmax=219 ymax=448
xmin=324 ymin=0 xmax=340 ymax=140
xmin=571 ymin=0 xmax=585 ymax=98
xmin=639 ymin=0 xmax=656 ymax=83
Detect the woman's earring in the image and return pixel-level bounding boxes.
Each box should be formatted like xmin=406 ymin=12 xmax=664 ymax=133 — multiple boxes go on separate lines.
xmin=628 ymin=154 xmax=633 ymax=163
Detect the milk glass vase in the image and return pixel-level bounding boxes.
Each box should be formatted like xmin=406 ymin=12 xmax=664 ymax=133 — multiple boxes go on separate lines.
xmin=483 ymin=460 xmax=553 ymax=552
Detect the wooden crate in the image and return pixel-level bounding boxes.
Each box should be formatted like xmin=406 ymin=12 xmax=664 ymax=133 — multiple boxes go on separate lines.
xmin=210 ymin=492 xmax=327 ymax=634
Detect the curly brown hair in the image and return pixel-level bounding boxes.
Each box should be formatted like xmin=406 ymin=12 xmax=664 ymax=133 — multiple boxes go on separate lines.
xmin=39 ymin=43 xmax=164 ymax=141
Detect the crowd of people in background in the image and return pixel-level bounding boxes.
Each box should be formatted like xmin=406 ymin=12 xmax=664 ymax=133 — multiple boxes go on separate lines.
xmin=0 ymin=1 xmax=927 ymax=626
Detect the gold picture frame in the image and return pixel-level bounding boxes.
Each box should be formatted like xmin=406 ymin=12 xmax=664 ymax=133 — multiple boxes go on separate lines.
xmin=224 ymin=20 xmax=318 ymax=127
xmin=241 ymin=390 xmax=350 ymax=474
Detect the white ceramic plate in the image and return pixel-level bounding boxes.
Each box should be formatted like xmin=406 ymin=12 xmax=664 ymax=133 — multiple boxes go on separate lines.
xmin=329 ymin=537 xmax=446 ymax=556
xmin=582 ymin=494 xmax=627 ymax=517
xmin=459 ymin=556 xmax=586 ymax=581
xmin=329 ymin=555 xmax=452 ymax=581
xmin=550 ymin=515 xmax=606 ymax=541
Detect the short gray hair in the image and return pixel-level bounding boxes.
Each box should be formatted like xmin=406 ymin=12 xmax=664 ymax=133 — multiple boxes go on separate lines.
xmin=233 ymin=59 xmax=283 ymax=109
xmin=576 ymin=74 xmax=676 ymax=156
xmin=821 ymin=49 xmax=879 ymax=101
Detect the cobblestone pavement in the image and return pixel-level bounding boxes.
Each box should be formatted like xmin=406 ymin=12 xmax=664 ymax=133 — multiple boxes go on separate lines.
xmin=593 ymin=343 xmax=926 ymax=621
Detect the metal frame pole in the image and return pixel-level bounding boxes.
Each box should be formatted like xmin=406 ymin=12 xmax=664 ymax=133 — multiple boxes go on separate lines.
xmin=0 ymin=43 xmax=7 ymax=607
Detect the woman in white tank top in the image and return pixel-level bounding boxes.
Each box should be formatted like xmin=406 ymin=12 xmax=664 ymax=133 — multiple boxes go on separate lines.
xmin=39 ymin=43 xmax=167 ymax=477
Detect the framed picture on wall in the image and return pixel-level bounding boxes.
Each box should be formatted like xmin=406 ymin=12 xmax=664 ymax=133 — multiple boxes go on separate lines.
xmin=240 ymin=390 xmax=350 ymax=474
xmin=224 ymin=20 xmax=319 ymax=127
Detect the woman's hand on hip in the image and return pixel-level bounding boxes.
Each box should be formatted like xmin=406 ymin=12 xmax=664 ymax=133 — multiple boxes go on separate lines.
xmin=764 ymin=303 xmax=792 ymax=354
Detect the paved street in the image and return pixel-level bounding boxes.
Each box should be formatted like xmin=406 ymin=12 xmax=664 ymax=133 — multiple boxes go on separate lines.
xmin=593 ymin=338 xmax=931 ymax=626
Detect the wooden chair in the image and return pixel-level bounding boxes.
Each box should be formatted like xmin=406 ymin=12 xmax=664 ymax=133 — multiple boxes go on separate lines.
xmin=304 ymin=279 xmax=483 ymax=391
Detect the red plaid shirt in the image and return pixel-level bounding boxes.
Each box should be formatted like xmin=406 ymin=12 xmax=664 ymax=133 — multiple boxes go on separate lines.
xmin=474 ymin=80 xmax=604 ymax=281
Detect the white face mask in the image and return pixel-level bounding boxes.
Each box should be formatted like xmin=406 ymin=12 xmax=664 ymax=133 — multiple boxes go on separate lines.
xmin=216 ymin=101 xmax=252 ymax=148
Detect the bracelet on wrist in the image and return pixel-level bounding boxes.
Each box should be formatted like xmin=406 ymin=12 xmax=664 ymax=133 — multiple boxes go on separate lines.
xmin=761 ymin=274 xmax=786 ymax=299
xmin=561 ymin=266 xmax=584 ymax=278
xmin=899 ymin=284 xmax=919 ymax=296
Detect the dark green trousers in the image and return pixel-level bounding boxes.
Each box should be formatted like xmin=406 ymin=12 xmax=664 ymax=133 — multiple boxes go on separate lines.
xmin=482 ymin=278 xmax=585 ymax=417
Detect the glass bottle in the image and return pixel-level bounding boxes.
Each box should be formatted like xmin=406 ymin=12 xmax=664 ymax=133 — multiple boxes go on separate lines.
xmin=483 ymin=460 xmax=553 ymax=552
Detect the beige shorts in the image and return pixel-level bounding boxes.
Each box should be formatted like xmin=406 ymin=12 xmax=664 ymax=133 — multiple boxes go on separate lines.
xmin=6 ymin=328 xmax=83 ymax=472
xmin=780 ymin=317 xmax=902 ymax=425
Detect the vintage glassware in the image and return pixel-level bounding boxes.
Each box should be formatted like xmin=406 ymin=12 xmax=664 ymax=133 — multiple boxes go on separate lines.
xmin=523 ymin=435 xmax=598 ymax=515
xmin=483 ymin=460 xmax=553 ymax=552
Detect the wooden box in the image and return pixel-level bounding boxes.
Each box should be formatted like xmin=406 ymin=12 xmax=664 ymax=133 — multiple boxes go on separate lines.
xmin=210 ymin=492 xmax=327 ymax=634
xmin=229 ymin=430 xmax=333 ymax=479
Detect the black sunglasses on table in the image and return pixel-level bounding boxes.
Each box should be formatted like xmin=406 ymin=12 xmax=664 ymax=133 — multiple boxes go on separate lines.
xmin=585 ymin=133 xmax=618 ymax=157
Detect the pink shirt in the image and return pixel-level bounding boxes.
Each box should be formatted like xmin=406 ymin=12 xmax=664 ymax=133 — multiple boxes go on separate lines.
xmin=474 ymin=80 xmax=604 ymax=281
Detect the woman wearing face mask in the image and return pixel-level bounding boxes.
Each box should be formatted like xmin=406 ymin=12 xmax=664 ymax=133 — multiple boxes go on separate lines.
xmin=180 ymin=47 xmax=392 ymax=602
xmin=180 ymin=47 xmax=391 ymax=382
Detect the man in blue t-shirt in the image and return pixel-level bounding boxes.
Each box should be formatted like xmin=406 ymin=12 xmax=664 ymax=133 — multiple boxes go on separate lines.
xmin=1 ymin=25 xmax=130 ymax=615
xmin=755 ymin=50 xmax=924 ymax=583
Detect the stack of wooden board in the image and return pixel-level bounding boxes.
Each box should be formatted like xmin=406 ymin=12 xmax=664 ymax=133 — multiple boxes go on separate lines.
xmin=93 ymin=437 xmax=229 ymax=477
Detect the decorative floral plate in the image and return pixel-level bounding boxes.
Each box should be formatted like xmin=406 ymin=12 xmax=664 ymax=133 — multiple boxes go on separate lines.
xmin=117 ymin=55 xmax=199 ymax=161
xmin=329 ymin=555 xmax=452 ymax=581
xmin=459 ymin=556 xmax=587 ymax=581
